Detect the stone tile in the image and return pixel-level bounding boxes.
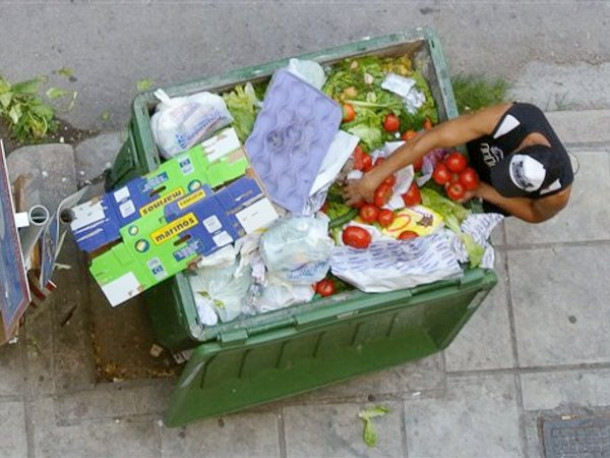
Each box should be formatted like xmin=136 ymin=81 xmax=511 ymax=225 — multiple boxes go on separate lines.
xmin=0 ymin=400 xmax=27 ymax=457
xmin=290 ymin=353 xmax=445 ymax=404
xmin=24 ymin=307 xmax=56 ymax=396
xmin=160 ymin=412 xmax=281 ymax=458
xmin=283 ymin=402 xmax=404 ymax=457
xmin=509 ymin=245 xmax=610 ymax=367
xmin=50 ymin=240 xmax=97 ymax=393
xmin=30 ymin=397 xmax=161 ymax=458
xmin=6 ymin=143 xmax=76 ymax=211
xmin=74 ymin=131 xmax=125 ymax=183
xmin=521 ymin=411 xmax=545 ymax=458
xmin=0 ymin=340 xmax=26 ymax=397
xmin=444 ymin=252 xmax=515 ymax=371
xmin=404 ymin=374 xmax=523 ymax=457
xmin=521 ymin=369 xmax=610 ymax=411
xmin=546 ymin=110 xmax=610 ymax=145
xmin=55 ymin=380 xmax=171 ymax=425
xmin=505 ymin=150 xmax=610 ymax=245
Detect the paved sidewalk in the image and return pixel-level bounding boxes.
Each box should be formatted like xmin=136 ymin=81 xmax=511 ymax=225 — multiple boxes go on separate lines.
xmin=1 ymin=109 xmax=609 ymax=457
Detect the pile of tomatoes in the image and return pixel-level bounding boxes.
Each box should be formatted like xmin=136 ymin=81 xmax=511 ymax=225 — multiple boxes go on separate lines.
xmin=431 ymin=152 xmax=479 ymax=201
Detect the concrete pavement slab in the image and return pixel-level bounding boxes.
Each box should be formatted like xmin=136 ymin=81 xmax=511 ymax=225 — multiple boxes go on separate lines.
xmin=403 ymin=374 xmax=523 ymax=458
xmin=160 ymin=411 xmax=281 ymax=458
xmin=444 ymin=252 xmax=515 ymax=372
xmin=74 ymin=131 xmax=125 ymax=183
xmin=23 ymin=306 xmax=57 ymax=397
xmin=0 ymin=400 xmax=27 ymax=457
xmin=283 ymin=401 xmax=404 ymax=457
xmin=521 ymin=368 xmax=610 ymax=412
xmin=505 ymin=150 xmax=610 ymax=245
xmin=509 ymin=244 xmax=610 ymax=368
xmin=54 ymin=381 xmax=170 ymax=425
xmin=547 ymin=110 xmax=610 ymax=146
xmin=291 ymin=353 xmax=445 ymax=404
xmin=0 ymin=340 xmax=26 ymax=397
xmin=29 ymin=397 xmax=161 ymax=458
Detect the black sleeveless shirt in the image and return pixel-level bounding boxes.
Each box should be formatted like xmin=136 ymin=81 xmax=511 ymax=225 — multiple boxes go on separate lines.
xmin=466 ymin=102 xmax=573 ymax=201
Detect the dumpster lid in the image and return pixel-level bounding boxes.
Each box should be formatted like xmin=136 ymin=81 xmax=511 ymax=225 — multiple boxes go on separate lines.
xmin=163 ymin=268 xmax=497 ymax=427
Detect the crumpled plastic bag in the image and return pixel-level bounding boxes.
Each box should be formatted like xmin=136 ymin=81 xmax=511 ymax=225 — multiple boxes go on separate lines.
xmin=247 ymin=276 xmax=315 ymax=314
xmin=150 ymin=89 xmax=233 ymax=159
xmin=259 ymin=216 xmax=334 ymax=284
xmin=287 ymin=58 xmax=327 ymax=89
xmin=330 ymin=233 xmax=463 ymax=293
xmin=188 ymin=261 xmax=252 ymax=323
xmin=448 ymin=213 xmax=504 ymax=268
xmin=381 ymin=73 xmax=425 ymax=114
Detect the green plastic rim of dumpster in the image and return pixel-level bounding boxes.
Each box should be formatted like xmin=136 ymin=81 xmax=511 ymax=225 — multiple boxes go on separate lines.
xmin=106 ymin=27 xmax=497 ymax=427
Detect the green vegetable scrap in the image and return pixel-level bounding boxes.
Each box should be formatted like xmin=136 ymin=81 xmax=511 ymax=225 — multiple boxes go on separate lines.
xmin=322 ymin=55 xmax=438 ymax=151
xmin=136 ymin=79 xmax=154 ymax=92
xmin=0 ymin=76 xmax=57 ymax=142
xmin=222 ymin=82 xmax=261 ymax=142
xmin=421 ymin=187 xmax=484 ymax=267
xmin=358 ymin=405 xmax=390 ymax=448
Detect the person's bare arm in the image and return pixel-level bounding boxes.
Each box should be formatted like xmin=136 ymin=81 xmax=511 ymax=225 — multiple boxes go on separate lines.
xmin=343 ymin=103 xmax=513 ymax=205
xmin=475 ymin=182 xmax=571 ymax=223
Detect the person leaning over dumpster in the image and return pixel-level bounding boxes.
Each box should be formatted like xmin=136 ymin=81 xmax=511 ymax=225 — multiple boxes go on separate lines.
xmin=343 ymin=102 xmax=574 ymax=223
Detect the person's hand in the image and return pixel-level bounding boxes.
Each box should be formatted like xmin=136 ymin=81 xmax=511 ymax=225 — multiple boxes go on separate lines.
xmin=343 ymin=173 xmax=378 ymax=206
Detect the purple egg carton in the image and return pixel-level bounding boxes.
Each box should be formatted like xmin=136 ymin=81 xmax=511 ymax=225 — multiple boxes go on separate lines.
xmin=245 ymin=69 xmax=342 ymax=213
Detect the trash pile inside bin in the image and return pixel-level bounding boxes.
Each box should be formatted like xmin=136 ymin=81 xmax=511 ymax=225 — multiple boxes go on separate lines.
xmin=70 ymin=53 xmax=503 ymax=325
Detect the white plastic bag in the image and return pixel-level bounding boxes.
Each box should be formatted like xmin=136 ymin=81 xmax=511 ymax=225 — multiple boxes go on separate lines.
xmin=287 ymin=58 xmax=327 ymax=89
xmin=188 ymin=261 xmax=252 ymax=323
xmin=150 ymin=89 xmax=233 ymax=159
xmin=330 ymin=233 xmax=463 ymax=292
xmin=249 ymin=276 xmax=315 ymax=314
xmin=259 ymin=216 xmax=334 ymax=284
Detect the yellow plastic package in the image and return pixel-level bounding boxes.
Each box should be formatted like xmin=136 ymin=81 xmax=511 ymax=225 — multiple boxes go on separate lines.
xmin=382 ymin=205 xmax=444 ymax=238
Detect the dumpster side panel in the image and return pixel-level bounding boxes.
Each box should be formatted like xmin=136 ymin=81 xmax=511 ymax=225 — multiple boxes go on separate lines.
xmin=164 ymin=270 xmax=497 ymax=426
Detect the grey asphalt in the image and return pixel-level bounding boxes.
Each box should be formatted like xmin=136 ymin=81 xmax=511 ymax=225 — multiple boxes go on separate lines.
xmin=1 ymin=1 xmax=610 ymax=132
xmin=2 ymin=3 xmax=610 ymax=457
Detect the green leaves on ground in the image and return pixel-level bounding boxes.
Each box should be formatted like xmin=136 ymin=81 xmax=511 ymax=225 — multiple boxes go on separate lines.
xmin=358 ymin=405 xmax=390 ymax=447
xmin=136 ymin=79 xmax=154 ymax=91
xmin=451 ymin=74 xmax=510 ymax=114
xmin=0 ymin=76 xmax=57 ymax=142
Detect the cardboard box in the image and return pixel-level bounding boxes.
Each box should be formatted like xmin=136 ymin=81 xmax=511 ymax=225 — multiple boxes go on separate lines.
xmin=90 ymin=175 xmax=279 ymax=306
xmin=71 ymin=128 xmax=248 ymax=253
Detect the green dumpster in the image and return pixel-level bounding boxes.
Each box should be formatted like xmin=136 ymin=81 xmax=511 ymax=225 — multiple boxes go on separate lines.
xmin=106 ymin=27 xmax=498 ymax=427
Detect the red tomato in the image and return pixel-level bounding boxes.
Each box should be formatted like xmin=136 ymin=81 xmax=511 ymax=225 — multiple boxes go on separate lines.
xmin=359 ymin=204 xmax=379 ymax=224
xmin=446 ymin=181 xmax=466 ymax=201
xmin=401 ymin=129 xmax=418 ymax=141
xmin=374 ymin=183 xmax=393 ymax=208
xmin=444 ymin=152 xmax=468 ymax=173
xmin=342 ymin=103 xmax=355 ymax=123
xmin=383 ymin=174 xmax=397 ymax=187
xmin=413 ymin=157 xmax=424 ymax=172
xmin=432 ymin=163 xmax=451 ymax=185
xmin=383 ymin=113 xmax=400 ymax=132
xmin=401 ymin=182 xmax=421 ymax=207
xmin=352 ymin=145 xmax=366 ymax=171
xmin=351 ymin=200 xmax=366 ymax=209
xmin=398 ymin=230 xmax=419 ymax=240
xmin=315 ymin=279 xmax=336 ymax=297
xmin=459 ymin=167 xmax=479 ymax=191
xmin=374 ymin=157 xmax=385 ymax=167
xmin=377 ymin=209 xmax=395 ymax=227
xmin=423 ymin=118 xmax=433 ymax=130
xmin=342 ymin=226 xmax=372 ymax=249
xmin=362 ymin=154 xmax=373 ymax=172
